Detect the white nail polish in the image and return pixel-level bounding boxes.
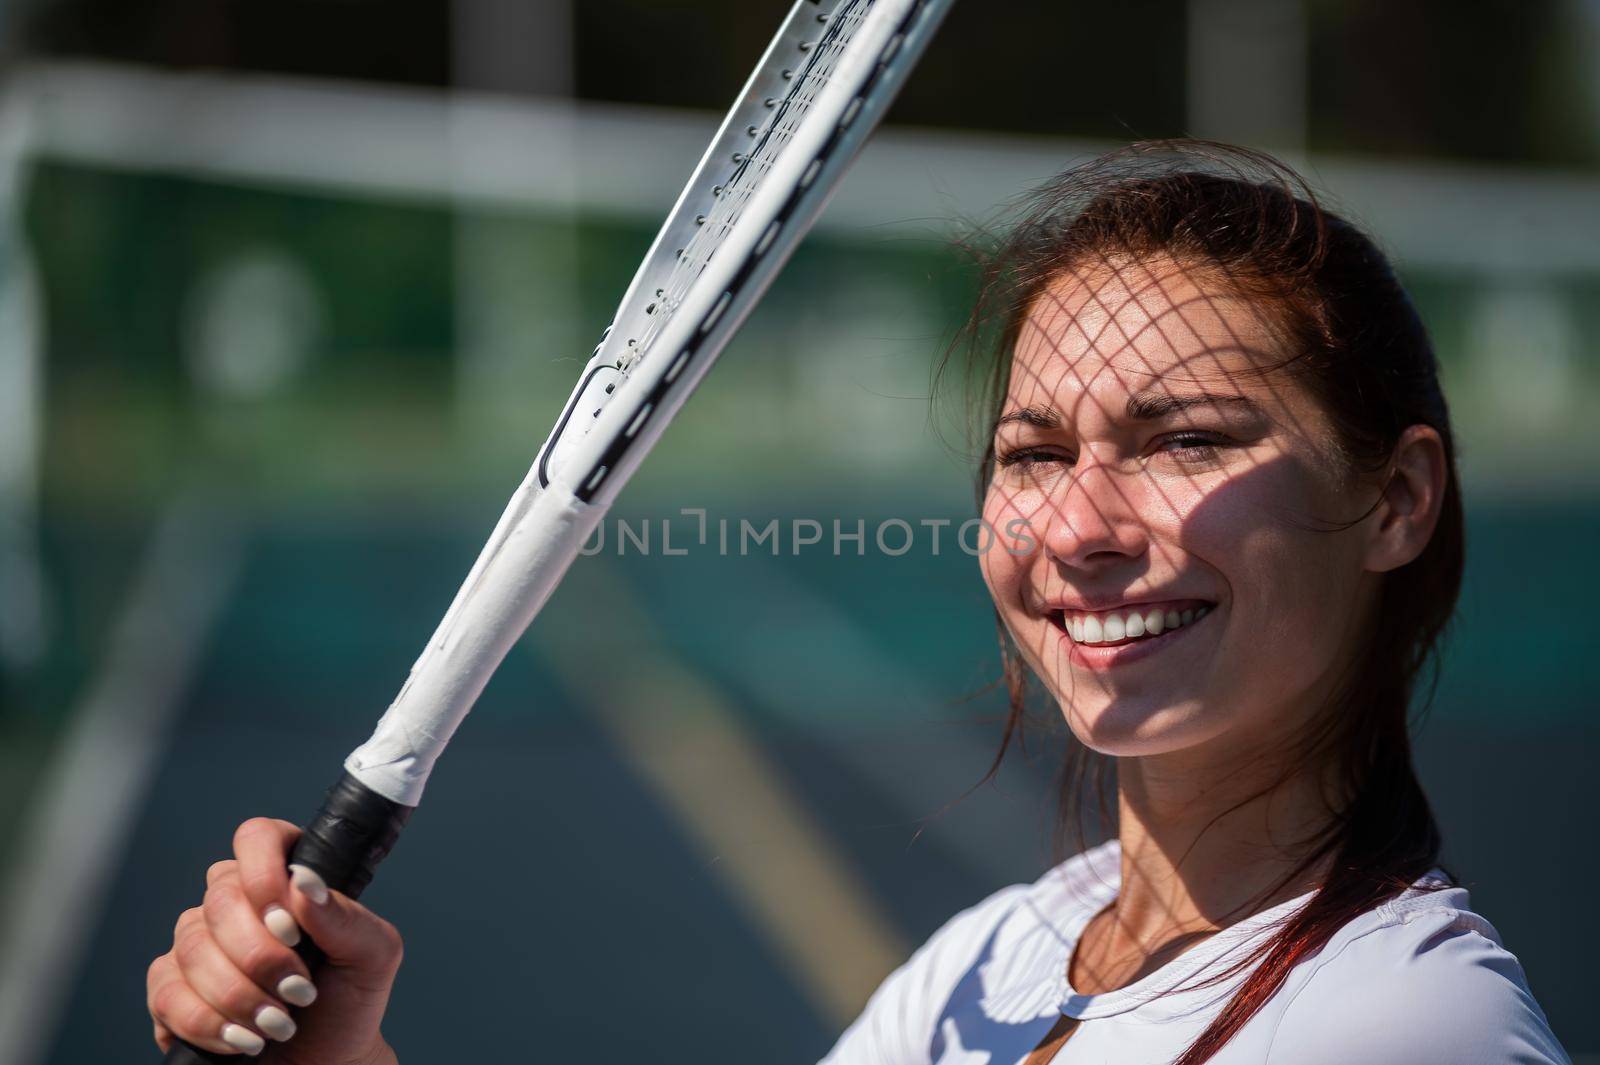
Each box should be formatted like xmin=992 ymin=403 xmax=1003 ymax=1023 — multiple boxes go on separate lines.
xmin=262 ymin=905 xmax=300 ymax=947
xmin=220 ymin=1023 xmax=265 ymax=1056
xmin=254 ymin=1005 xmax=296 ymax=1042
xmin=278 ymin=974 xmax=318 ymax=1007
xmin=288 ymin=864 xmax=329 ymax=906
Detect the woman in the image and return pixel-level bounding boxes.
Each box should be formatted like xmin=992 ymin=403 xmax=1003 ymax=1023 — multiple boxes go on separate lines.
xmin=146 ymin=143 xmax=1570 ymax=1064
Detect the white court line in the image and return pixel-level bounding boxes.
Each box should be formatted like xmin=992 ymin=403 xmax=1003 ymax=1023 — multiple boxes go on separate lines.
xmin=0 ymin=495 xmax=244 ymax=1065
xmin=533 ymin=559 xmax=908 ymax=1028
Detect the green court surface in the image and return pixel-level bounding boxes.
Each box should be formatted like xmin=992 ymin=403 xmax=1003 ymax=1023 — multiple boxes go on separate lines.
xmin=12 ymin=493 xmax=1598 ymax=1062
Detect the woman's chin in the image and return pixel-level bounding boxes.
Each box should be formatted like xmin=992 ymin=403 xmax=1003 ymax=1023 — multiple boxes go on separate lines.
xmin=1059 ymin=697 xmax=1214 ymax=756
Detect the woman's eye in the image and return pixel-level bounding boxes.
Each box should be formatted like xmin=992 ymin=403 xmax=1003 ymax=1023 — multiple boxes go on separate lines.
xmin=996 ymin=447 xmax=1071 ymax=469
xmin=995 ymin=434 xmax=1231 ymax=471
xmin=1157 ymin=432 xmax=1228 ymax=462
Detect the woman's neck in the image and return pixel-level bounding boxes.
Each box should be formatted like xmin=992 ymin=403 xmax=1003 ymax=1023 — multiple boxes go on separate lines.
xmin=1070 ymin=740 xmax=1335 ymax=994
xmin=1117 ymin=750 xmax=1332 ymax=923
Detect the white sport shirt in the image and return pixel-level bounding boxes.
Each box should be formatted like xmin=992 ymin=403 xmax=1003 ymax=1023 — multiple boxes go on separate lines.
xmin=821 ymin=841 xmax=1569 ymax=1064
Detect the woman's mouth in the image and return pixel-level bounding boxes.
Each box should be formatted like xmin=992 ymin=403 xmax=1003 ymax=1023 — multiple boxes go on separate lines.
xmin=1046 ymin=599 xmax=1215 ymax=668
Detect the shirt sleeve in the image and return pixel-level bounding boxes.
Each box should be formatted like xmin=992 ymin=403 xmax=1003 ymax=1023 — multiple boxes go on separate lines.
xmin=1267 ymin=908 xmax=1571 ymax=1065
xmin=818 ymin=884 xmax=1029 ymax=1065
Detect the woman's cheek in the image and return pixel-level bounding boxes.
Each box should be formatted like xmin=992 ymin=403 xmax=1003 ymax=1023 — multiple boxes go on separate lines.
xmin=1174 ymin=472 xmax=1357 ymax=704
xmin=978 ymin=495 xmax=1020 ymax=603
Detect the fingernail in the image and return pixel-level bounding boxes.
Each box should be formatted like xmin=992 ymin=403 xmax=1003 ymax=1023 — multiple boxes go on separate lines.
xmin=288 ymin=864 xmax=329 ymax=906
xmin=262 ymin=905 xmax=300 ymax=947
xmin=253 ymin=1004 xmax=296 ymax=1042
xmin=220 ymin=1023 xmax=265 ymax=1056
xmin=278 ymin=974 xmax=318 ymax=1007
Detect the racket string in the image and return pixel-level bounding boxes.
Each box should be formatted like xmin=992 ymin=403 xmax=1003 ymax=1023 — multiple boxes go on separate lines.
xmin=626 ymin=0 xmax=870 ymax=367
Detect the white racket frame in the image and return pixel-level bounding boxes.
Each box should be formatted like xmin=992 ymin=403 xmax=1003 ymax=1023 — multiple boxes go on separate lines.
xmin=345 ymin=0 xmax=951 ymax=805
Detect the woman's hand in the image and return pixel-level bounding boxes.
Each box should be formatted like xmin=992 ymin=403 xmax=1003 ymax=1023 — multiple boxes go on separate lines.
xmin=146 ymin=817 xmax=403 ymax=1064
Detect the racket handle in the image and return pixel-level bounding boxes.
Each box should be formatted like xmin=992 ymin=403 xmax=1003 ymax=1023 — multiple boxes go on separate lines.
xmin=160 ymin=771 xmax=414 ymax=1064
xmin=285 ymin=770 xmax=414 ymax=902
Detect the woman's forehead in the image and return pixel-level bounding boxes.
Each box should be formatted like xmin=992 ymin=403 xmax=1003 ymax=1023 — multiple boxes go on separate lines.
xmin=1010 ymin=259 xmax=1283 ymax=404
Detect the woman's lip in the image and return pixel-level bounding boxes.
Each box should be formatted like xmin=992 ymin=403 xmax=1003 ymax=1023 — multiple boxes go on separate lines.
xmin=1050 ymin=597 xmax=1213 ymax=617
xmin=1052 ymin=606 xmax=1214 ymax=670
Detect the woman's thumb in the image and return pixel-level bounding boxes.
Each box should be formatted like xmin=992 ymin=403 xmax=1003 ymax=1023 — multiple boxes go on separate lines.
xmin=287 ymin=864 xmax=404 ymax=979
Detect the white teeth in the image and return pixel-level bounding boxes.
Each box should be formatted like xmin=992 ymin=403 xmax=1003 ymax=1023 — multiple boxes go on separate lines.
xmin=1063 ymin=604 xmax=1213 ymax=645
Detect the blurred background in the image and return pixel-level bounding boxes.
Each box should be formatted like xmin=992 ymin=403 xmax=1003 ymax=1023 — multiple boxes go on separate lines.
xmin=0 ymin=0 xmax=1595 ymax=1061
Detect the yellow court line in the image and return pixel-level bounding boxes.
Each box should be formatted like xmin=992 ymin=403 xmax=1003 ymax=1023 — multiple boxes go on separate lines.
xmin=532 ymin=560 xmax=908 ymax=1029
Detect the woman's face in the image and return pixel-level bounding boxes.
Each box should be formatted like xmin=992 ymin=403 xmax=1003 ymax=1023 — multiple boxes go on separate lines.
xmin=980 ymin=256 xmax=1381 ymax=760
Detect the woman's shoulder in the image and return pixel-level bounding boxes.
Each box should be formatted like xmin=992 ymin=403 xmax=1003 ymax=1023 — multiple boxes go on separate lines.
xmin=817 ymin=844 xmax=1119 ymax=1065
xmin=1267 ymin=879 xmax=1570 ymax=1064
xmin=919 ymin=840 xmax=1121 ymax=958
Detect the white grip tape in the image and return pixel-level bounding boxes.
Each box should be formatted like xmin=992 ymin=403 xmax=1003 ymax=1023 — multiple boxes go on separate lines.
xmin=345 ymin=483 xmax=609 ymax=805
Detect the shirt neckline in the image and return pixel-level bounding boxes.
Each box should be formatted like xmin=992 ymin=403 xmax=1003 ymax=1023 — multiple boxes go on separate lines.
xmin=1043 ymin=842 xmax=1320 ymax=1021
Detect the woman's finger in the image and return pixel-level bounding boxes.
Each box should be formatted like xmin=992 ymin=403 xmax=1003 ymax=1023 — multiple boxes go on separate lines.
xmin=286 ymin=864 xmax=404 ymax=995
xmin=153 ymin=1018 xmax=172 ymax=1054
xmin=172 ymin=905 xmax=298 ymax=1048
xmin=201 ymin=862 xmax=319 ymax=1009
xmin=231 ymin=818 xmax=303 ymax=944
xmin=206 ymin=860 xmax=235 ymax=888
xmin=231 ymin=818 xmax=299 ymax=905
xmin=147 ymin=949 xmax=264 ymax=1057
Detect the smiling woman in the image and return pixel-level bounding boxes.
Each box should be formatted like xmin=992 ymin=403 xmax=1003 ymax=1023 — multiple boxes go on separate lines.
xmin=985 ymin=252 xmax=1390 ymax=755
xmin=820 ymin=143 xmax=1571 ymax=1064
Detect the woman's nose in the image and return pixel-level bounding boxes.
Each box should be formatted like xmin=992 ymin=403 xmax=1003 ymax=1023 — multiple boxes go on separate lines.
xmin=1041 ymin=460 xmax=1150 ymax=569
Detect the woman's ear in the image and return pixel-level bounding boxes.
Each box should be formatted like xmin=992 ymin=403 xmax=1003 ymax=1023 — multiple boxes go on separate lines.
xmin=1364 ymin=424 xmax=1448 ymax=574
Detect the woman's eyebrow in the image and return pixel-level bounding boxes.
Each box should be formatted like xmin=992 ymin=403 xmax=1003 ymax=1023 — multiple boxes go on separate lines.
xmin=995 ymin=405 xmax=1062 ymax=429
xmin=1125 ymin=390 xmax=1264 ymax=421
xmin=997 ymin=393 xmax=1262 ymax=430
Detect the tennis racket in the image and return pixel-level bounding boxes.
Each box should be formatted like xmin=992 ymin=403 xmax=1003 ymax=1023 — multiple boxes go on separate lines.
xmin=163 ymin=0 xmax=952 ymax=1060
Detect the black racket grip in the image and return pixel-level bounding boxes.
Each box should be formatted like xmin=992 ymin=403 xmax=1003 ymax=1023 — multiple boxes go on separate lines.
xmin=161 ymin=771 xmax=414 ymax=1064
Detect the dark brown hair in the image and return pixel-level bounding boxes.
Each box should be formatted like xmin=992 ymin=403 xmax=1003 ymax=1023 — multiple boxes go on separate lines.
xmin=949 ymin=141 xmax=1464 ymax=1063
